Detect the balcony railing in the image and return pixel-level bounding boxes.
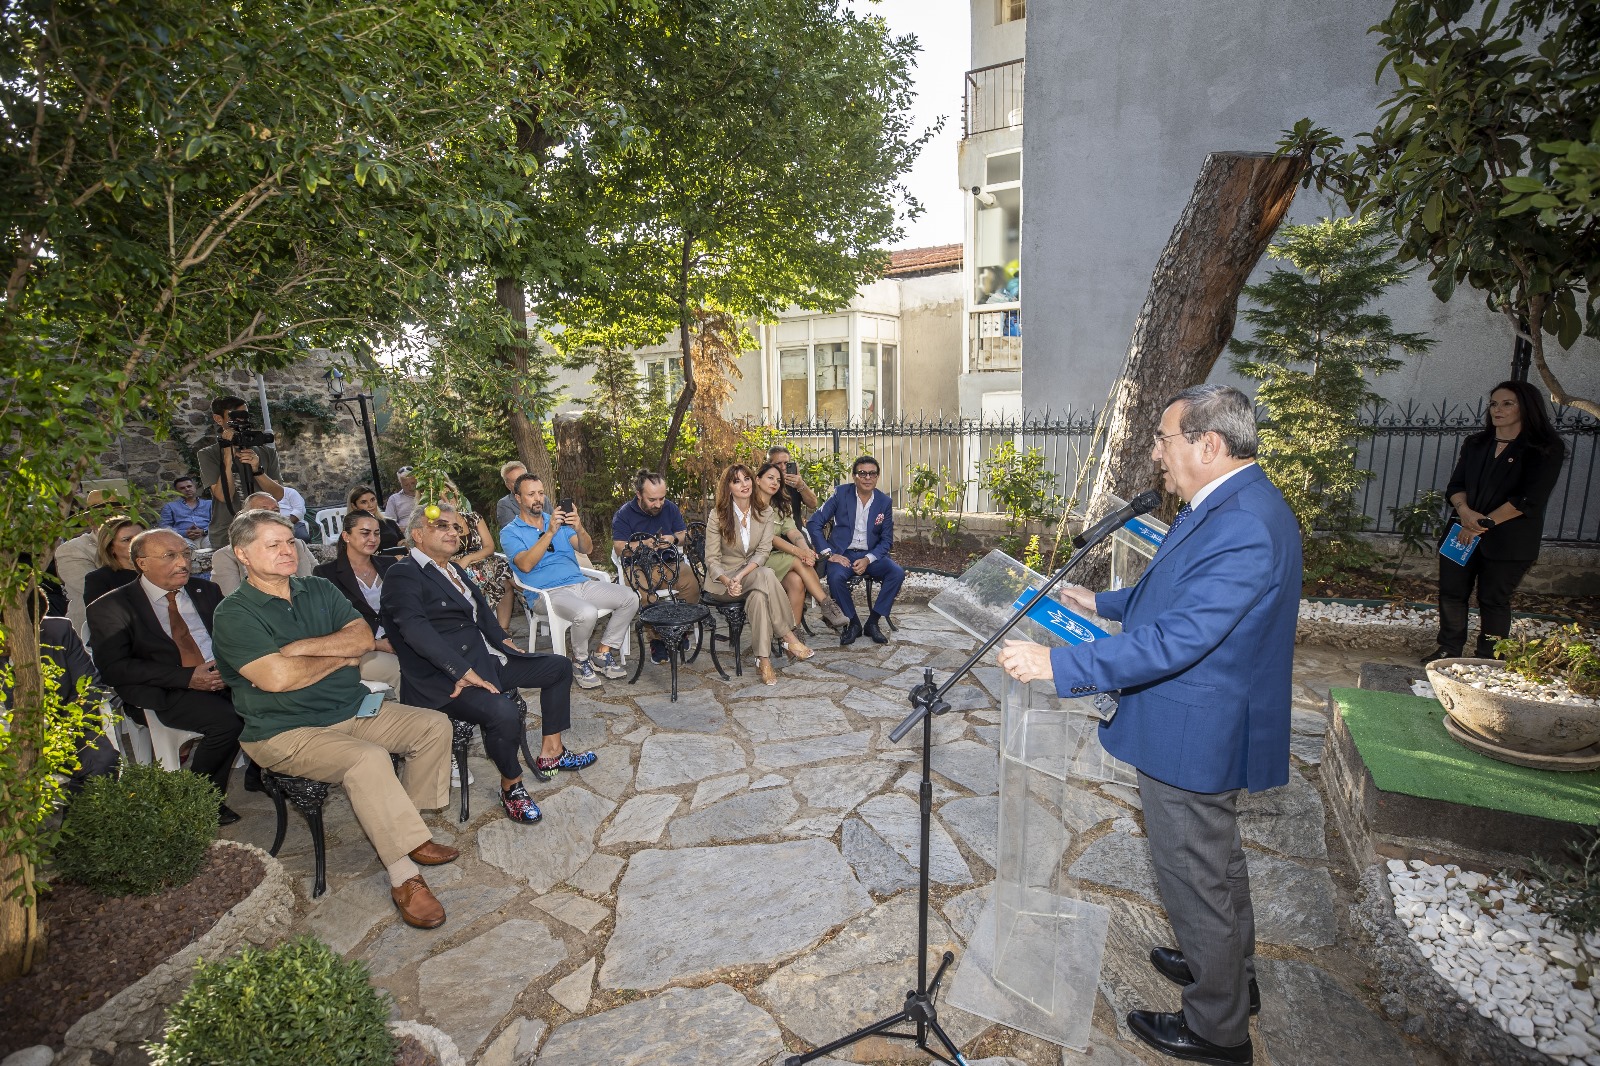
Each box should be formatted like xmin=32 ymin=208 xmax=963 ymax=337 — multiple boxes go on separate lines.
xmin=968 ymin=308 xmax=1021 ymax=372
xmin=964 ymin=59 xmax=1024 ymax=138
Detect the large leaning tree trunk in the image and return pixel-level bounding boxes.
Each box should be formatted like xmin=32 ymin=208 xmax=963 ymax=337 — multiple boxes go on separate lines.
xmin=1086 ymin=151 xmax=1306 ymax=527
xmin=494 ymin=276 xmax=556 ymax=487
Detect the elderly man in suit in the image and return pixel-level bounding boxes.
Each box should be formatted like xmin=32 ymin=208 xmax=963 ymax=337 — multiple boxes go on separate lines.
xmin=85 ymin=528 xmax=248 ymax=823
xmin=998 ymin=385 xmax=1301 ymax=1066
xmin=806 ymin=455 xmax=904 ymax=646
xmin=382 ymin=502 xmax=595 ymax=826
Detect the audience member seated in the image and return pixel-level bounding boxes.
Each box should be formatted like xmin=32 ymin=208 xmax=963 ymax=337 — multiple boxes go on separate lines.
xmin=312 ymin=511 xmax=405 ymax=692
xmin=159 ymin=475 xmax=212 ymax=542
xmin=213 ymin=494 xmax=316 ymax=594
xmin=704 ymin=464 xmax=814 ymax=686
xmin=86 ymin=528 xmax=248 ymax=824
xmin=611 ymin=470 xmax=701 ymax=664
xmin=0 ymin=601 xmax=120 ymax=792
xmin=502 ymin=474 xmax=638 ymax=690
xmin=495 ymin=460 xmax=527 ymax=536
xmin=440 ymin=481 xmax=516 ymax=632
xmin=755 ymin=463 xmax=845 ymax=629
xmin=807 ymin=454 xmax=904 ymax=646
xmin=277 ymin=481 xmax=310 ymax=542
xmin=56 ymin=489 xmax=113 ymax=632
xmin=350 ymin=484 xmax=404 ymax=552
xmin=82 ymin=515 xmax=146 ymax=606
xmin=384 ymin=503 xmax=596 ymax=822
xmin=766 ymin=444 xmax=820 ymax=520
xmin=211 ymin=509 xmax=457 ymax=929
xmin=383 ymin=466 xmax=419 ymax=530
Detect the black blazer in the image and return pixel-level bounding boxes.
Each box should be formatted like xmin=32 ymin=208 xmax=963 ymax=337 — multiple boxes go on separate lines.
xmin=82 ymin=565 xmax=139 ymax=607
xmin=85 ymin=578 xmax=225 ymax=715
xmin=312 ymin=553 xmax=398 ymax=635
xmin=1444 ymin=432 xmax=1567 ymax=561
xmin=380 ymin=555 xmax=558 ymax=709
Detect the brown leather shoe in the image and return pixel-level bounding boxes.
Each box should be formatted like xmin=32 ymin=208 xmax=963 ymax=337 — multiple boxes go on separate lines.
xmin=391 ymin=876 xmax=446 ymax=929
xmin=408 ymin=840 xmax=459 ymax=866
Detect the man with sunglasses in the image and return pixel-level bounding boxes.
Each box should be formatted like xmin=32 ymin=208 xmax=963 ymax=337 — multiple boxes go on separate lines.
xmin=807 ymin=455 xmax=904 ymax=645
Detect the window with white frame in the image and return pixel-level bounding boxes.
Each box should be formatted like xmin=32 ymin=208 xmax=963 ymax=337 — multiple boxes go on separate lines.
xmin=973 ymin=150 xmax=1022 ymax=307
xmin=998 ymin=0 xmax=1025 ymax=24
xmin=639 ymin=355 xmax=684 ymax=403
xmin=771 ymin=314 xmax=898 ymax=423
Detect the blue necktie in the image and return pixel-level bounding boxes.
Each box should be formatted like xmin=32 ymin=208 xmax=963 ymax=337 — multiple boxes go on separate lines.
xmin=1168 ymin=505 xmax=1193 ymax=535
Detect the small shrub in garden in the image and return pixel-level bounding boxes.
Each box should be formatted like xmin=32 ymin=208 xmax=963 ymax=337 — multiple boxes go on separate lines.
xmin=54 ymin=762 xmax=218 ymax=896
xmin=150 ymin=937 xmax=395 ymax=1066
xmin=1521 ymin=822 xmax=1600 ymax=941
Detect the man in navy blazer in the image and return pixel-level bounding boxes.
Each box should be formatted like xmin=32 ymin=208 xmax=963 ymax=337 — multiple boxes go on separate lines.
xmin=999 ymin=385 xmax=1301 ymax=1066
xmin=806 ymin=455 xmax=904 ymax=645
xmin=381 ymin=503 xmax=594 ymax=825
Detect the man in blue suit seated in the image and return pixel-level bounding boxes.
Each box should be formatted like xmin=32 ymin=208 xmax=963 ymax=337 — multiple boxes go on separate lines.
xmin=381 ymin=502 xmax=596 ymax=827
xmin=998 ymin=385 xmax=1301 ymax=1066
xmin=807 ymin=455 xmax=904 ymax=646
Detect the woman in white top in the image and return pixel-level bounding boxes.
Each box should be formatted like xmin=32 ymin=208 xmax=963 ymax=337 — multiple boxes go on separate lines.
xmin=703 ymin=464 xmax=813 ymax=686
xmin=310 ymin=510 xmax=403 ymax=692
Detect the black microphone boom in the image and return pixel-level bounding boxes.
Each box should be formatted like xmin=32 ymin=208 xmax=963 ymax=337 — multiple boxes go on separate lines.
xmin=1071 ymin=490 xmax=1163 ymax=550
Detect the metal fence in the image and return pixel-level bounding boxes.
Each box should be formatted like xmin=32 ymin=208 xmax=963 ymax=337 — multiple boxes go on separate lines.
xmin=768 ymin=400 xmax=1600 ymax=543
xmin=963 ymin=59 xmax=1025 ymax=138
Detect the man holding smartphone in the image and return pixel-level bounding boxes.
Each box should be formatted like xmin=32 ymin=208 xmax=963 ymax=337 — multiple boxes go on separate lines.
xmin=767 ymin=445 xmax=819 ymax=520
xmin=611 ymin=470 xmax=701 ymax=664
xmin=502 ymin=473 xmax=638 ymax=690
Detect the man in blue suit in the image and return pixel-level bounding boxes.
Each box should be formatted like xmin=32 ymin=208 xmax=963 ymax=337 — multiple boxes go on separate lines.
xmin=807 ymin=455 xmax=905 ymax=645
xmin=998 ymin=385 xmax=1301 ymax=1066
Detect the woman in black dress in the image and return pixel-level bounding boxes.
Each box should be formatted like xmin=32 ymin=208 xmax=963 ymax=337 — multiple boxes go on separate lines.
xmin=348 ymin=485 xmax=404 ymax=553
xmin=81 ymin=516 xmax=146 ymax=605
xmin=1426 ymin=380 xmax=1566 ymax=663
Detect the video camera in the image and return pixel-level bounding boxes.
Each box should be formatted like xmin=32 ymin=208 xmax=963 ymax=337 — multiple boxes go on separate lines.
xmin=223 ymin=409 xmax=276 ymax=450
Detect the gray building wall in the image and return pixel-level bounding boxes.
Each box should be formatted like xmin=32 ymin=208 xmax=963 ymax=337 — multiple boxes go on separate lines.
xmin=898 ymin=270 xmax=965 ymax=417
xmin=1021 ymin=0 xmax=1600 ymax=417
xmin=970 ymin=0 xmax=1026 ymax=69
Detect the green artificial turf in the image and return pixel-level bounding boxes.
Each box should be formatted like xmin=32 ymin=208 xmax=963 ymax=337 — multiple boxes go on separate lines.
xmin=1332 ymin=687 xmax=1600 ymax=825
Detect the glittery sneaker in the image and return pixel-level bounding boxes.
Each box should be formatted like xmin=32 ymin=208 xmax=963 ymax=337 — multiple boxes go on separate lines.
xmin=535 ymin=749 xmax=598 ymax=774
xmin=501 ymin=781 xmax=542 ymax=824
xmin=593 ymin=650 xmax=627 ymax=679
xmin=573 ymin=657 xmax=602 ymax=689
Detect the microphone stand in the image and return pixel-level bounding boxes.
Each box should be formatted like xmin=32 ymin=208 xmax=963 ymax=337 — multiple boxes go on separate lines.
xmin=786 ymin=504 xmax=1152 ymax=1066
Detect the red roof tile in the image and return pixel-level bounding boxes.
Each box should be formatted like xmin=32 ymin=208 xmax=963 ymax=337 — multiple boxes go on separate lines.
xmin=885 ymin=243 xmax=963 ymax=277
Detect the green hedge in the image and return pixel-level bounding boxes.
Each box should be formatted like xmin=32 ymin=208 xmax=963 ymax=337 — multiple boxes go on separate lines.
xmin=55 ymin=762 xmax=218 ymax=896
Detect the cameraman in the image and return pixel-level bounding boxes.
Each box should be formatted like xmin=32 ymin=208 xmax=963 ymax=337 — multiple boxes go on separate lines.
xmin=611 ymin=470 xmax=699 ymax=664
xmin=197 ymin=396 xmax=283 ymax=547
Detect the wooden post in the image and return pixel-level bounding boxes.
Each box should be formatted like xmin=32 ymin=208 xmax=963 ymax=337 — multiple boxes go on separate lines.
xmin=1085 ymin=151 xmax=1306 ymax=527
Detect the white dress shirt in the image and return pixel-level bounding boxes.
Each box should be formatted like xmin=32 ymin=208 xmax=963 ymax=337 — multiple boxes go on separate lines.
xmin=276 ymin=485 xmax=306 ymax=521
xmin=848 ymin=491 xmax=877 ymax=562
xmin=1186 ymin=462 xmax=1257 ymax=513
xmin=733 ymin=503 xmax=751 ymax=553
xmin=140 ymin=576 xmax=214 ymax=661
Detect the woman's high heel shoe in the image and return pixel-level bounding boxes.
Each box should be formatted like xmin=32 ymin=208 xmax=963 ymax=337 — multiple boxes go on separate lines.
xmin=758 ymin=657 xmax=778 ymax=686
xmin=782 ymin=639 xmax=815 ymax=662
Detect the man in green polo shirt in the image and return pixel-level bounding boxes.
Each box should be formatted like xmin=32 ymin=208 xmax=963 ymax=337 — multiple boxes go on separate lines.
xmin=212 ymin=507 xmax=458 ymax=929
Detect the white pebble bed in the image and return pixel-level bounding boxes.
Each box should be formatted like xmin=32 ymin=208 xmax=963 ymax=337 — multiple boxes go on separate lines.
xmin=1437 ymin=662 xmax=1600 ymax=709
xmin=1388 ymin=859 xmax=1600 ymax=1062
xmin=1300 ymin=601 xmax=1594 ymax=641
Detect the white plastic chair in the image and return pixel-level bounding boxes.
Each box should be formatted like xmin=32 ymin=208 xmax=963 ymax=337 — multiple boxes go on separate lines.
xmin=314 ymin=507 xmax=346 ymax=544
xmin=510 ymin=568 xmax=630 ymax=663
xmin=99 ymin=699 xmax=153 ymax=764
xmin=143 ymin=707 xmax=204 ymax=771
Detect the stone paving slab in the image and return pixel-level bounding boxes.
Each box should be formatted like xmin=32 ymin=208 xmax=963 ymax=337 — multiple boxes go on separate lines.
xmin=635 ymin=733 xmax=747 ymax=788
xmin=1256 ymin=958 xmax=1415 ymax=1066
xmin=669 ymin=787 xmax=800 ymax=846
xmin=858 ymin=793 xmax=973 ymax=885
xmin=478 ymin=785 xmax=614 ymax=893
xmin=535 ymin=983 xmax=782 ymax=1066
xmin=599 ymin=792 xmax=681 ymax=846
xmin=754 ymin=729 xmax=873 ymax=770
xmin=600 ymin=839 xmax=872 ymax=991
xmin=419 ymin=917 xmax=566 ymax=1056
xmin=732 ymin=697 xmax=852 ymax=742
xmin=692 ymin=773 xmax=749 ymax=808
xmin=791 ymin=762 xmax=896 ymax=811
xmin=636 ymin=692 xmax=727 ymax=732
xmin=361 ymin=882 xmax=520 ymax=978
xmin=548 ymin=957 xmax=596 ymax=1015
xmin=841 ymin=816 xmax=918 ymax=895
xmin=531 ymin=891 xmax=609 ymax=933
xmin=1238 ymin=768 xmax=1327 ymax=860
xmin=932 ymin=739 xmax=1001 ymax=795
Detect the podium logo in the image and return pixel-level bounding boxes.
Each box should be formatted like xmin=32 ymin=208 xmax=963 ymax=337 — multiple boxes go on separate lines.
xmin=1045 ymin=605 xmax=1099 ymax=643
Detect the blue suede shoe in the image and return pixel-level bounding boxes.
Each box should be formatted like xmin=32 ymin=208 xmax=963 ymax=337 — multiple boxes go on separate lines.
xmin=536 ymin=749 xmax=598 ymax=775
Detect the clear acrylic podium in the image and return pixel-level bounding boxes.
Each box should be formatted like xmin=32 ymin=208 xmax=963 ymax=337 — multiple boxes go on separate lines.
xmin=929 ymin=549 xmax=1149 ymax=1050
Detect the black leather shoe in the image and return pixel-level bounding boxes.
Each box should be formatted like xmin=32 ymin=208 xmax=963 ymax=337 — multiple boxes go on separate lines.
xmin=1420 ymin=646 xmax=1458 ymax=666
xmin=1150 ymin=947 xmax=1260 ymax=1015
xmin=1128 ymin=1010 xmax=1251 ymax=1065
xmin=864 ymin=615 xmax=889 ymax=644
xmin=243 ymin=764 xmax=264 ymax=793
xmin=217 ymin=804 xmax=241 ymax=827
xmin=840 ymin=618 xmax=861 ymax=646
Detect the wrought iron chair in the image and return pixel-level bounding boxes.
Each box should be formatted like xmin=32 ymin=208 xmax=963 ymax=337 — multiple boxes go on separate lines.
xmin=684 ymin=521 xmax=756 ymax=675
xmin=262 ymin=752 xmax=406 ymax=899
xmin=618 ymin=534 xmax=726 ymax=701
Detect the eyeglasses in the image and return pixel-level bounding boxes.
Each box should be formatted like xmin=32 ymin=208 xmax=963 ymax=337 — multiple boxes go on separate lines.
xmin=855 ymin=470 xmax=880 ymax=479
xmin=1151 ymin=430 xmax=1193 ymax=447
xmin=149 ymin=550 xmax=194 ymax=563
xmin=426 ymin=519 xmax=457 ymax=531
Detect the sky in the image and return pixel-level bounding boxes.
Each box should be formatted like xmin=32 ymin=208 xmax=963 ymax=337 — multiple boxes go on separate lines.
xmin=851 ymin=0 xmax=970 ymax=250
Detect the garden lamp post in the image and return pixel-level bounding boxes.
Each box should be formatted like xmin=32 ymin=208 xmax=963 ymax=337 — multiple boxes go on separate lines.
xmin=324 ymin=369 xmax=386 ymax=505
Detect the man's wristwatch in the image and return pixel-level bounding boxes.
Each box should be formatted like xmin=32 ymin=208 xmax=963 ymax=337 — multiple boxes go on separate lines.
xmin=1479 ymin=517 xmax=1496 ymax=530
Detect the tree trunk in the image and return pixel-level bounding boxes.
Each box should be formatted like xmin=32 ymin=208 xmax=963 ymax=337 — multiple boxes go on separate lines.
xmin=1086 ymin=151 xmax=1306 ymax=525
xmin=658 ymin=239 xmax=697 ymax=476
xmin=0 ymin=598 xmax=46 ymax=981
xmin=1514 ymin=298 xmax=1600 ymax=420
xmin=553 ymin=412 xmax=601 ymax=520
xmin=494 ymin=276 xmax=556 ymax=487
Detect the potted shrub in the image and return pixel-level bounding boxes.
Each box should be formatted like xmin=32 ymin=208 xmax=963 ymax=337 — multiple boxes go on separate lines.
xmin=1426 ymin=625 xmax=1600 ymax=758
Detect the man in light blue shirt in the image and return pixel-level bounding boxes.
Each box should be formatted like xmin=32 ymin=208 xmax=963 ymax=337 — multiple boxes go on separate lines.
xmin=500 ymin=473 xmax=637 ymax=689
xmin=160 ymin=475 xmax=213 ymax=542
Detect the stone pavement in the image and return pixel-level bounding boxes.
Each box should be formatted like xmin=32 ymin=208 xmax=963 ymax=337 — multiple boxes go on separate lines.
xmin=219 ymin=601 xmax=1442 ymax=1065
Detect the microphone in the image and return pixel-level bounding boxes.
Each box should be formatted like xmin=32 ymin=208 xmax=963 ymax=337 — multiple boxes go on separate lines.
xmin=1071 ymin=490 xmax=1163 ymax=550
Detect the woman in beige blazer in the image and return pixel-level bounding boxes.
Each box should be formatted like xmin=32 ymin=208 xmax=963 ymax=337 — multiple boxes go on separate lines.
xmin=704 ymin=464 xmax=815 ymax=685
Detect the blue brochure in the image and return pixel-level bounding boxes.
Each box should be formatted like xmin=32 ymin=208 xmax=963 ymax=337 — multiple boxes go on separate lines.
xmin=1012 ymin=589 xmax=1111 ymax=646
xmin=1438 ymin=522 xmax=1479 ymax=566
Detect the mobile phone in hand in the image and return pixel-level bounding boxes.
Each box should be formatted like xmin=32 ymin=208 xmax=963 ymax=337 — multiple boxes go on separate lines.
xmin=558 ymin=497 xmax=575 ymax=516
xmin=785 ymin=461 xmax=798 ymax=475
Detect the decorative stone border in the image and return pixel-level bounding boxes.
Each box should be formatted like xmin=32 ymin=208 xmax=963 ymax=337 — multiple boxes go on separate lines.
xmin=1353 ymin=863 xmax=1555 ymax=1066
xmin=56 ymin=839 xmax=296 ymax=1066
xmin=388 ymin=1021 xmax=464 ymax=1066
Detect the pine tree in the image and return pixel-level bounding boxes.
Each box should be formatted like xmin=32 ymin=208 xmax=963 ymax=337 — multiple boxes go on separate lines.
xmin=1229 ymin=215 xmax=1433 ymax=576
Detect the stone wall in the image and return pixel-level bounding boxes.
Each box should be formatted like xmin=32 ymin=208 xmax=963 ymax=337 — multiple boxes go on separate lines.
xmin=98 ymin=350 xmax=379 ymax=514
